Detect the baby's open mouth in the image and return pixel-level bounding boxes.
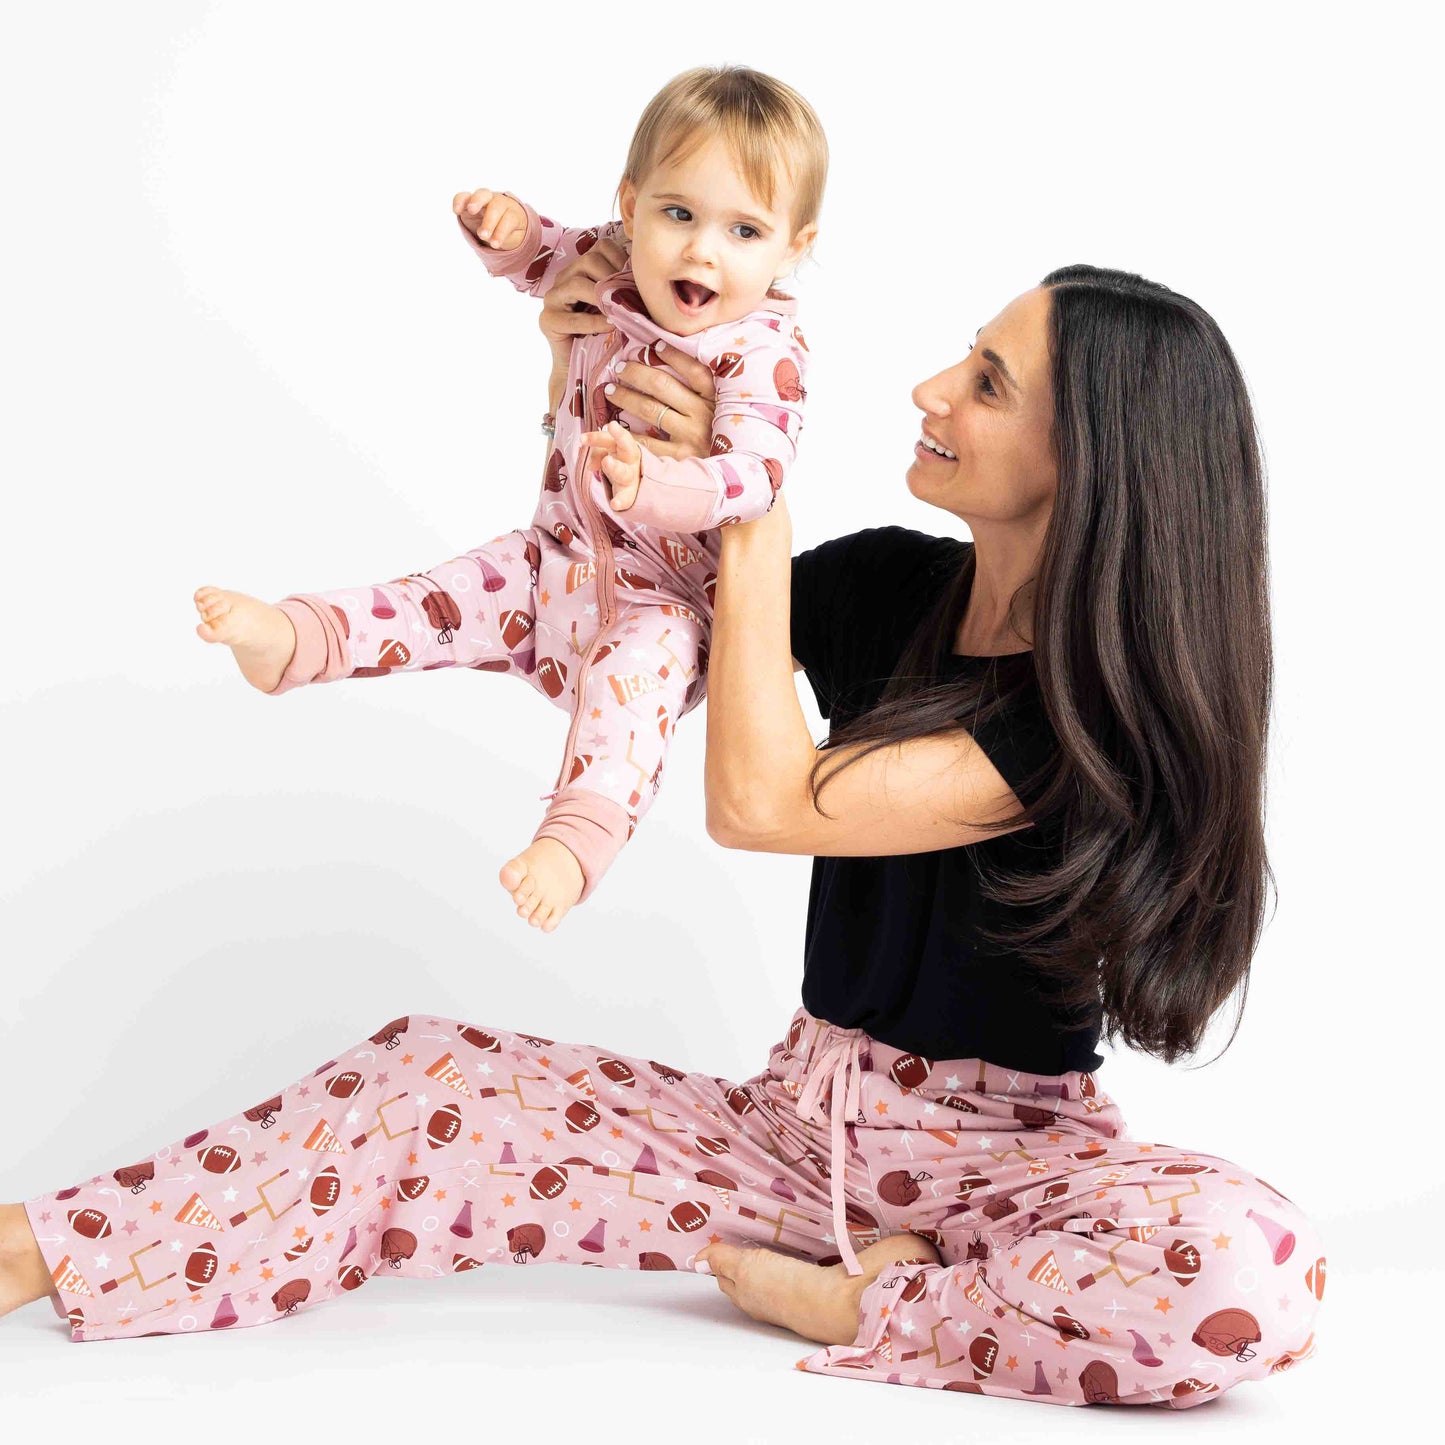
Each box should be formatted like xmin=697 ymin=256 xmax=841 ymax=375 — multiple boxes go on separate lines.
xmin=671 ymin=279 xmax=717 ymax=312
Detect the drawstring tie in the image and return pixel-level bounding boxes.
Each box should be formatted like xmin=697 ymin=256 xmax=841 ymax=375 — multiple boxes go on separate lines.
xmin=795 ymin=1025 xmax=865 ymax=1276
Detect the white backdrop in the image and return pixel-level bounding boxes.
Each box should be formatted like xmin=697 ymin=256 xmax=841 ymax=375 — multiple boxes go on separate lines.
xmin=2 ymin=1 xmax=1436 ymax=1436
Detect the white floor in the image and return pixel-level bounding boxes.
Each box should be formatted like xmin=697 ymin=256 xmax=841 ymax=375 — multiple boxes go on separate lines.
xmin=2 ymin=1258 xmax=1401 ymax=1441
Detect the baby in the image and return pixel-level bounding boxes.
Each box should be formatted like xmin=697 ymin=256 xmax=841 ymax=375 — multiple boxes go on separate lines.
xmin=193 ymin=65 xmax=825 ymax=931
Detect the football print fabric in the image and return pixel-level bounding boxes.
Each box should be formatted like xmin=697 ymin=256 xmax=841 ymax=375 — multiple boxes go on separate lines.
xmin=24 ymin=1006 xmax=1323 ymax=1409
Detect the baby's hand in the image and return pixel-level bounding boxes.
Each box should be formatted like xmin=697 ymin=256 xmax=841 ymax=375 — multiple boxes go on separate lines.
xmin=452 ymin=188 xmax=528 ymax=250
xmin=581 ymin=421 xmax=642 ymax=512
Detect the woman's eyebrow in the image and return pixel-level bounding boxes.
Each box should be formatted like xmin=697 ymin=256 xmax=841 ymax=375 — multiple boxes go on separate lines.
xmin=982 ymin=349 xmax=1019 ymax=392
xmin=973 ymin=328 xmax=1020 ymax=392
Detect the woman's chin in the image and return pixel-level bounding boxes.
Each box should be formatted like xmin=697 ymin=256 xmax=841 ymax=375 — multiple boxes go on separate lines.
xmin=905 ymin=462 xmax=944 ymax=503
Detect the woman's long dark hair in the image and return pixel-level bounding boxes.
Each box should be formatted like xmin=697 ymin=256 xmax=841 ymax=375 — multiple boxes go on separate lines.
xmin=810 ymin=265 xmax=1273 ymax=1067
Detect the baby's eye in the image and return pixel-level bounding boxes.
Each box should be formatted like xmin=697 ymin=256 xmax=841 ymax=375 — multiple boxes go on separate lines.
xmin=663 ymin=205 xmax=691 ymax=223
xmin=734 ymin=224 xmax=760 ymax=241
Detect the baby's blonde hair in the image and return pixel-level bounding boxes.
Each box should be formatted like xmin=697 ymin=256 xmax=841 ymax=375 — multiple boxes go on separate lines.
xmin=616 ymin=66 xmax=827 ymax=256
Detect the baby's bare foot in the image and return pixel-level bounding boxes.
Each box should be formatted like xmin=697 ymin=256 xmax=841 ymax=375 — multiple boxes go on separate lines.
xmin=193 ymin=587 xmax=297 ymax=693
xmin=498 ymin=838 xmax=585 ymax=932
xmin=693 ymin=1232 xmax=943 ymax=1346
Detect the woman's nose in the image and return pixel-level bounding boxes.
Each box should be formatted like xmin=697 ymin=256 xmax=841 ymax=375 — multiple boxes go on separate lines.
xmin=912 ymin=379 xmax=952 ymax=416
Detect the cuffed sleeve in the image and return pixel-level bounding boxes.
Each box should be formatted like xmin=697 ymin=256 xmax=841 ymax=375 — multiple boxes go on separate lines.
xmin=619 ymin=319 xmax=808 ymax=533
xmin=532 ymin=785 xmax=633 ymax=904
xmin=458 ymin=194 xmax=616 ymax=300
xmin=268 ymin=595 xmax=352 ymax=694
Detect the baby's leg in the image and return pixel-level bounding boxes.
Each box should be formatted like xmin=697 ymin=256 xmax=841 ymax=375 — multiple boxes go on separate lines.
xmin=503 ymin=604 xmax=704 ymax=929
xmin=195 ymin=531 xmax=547 ymax=694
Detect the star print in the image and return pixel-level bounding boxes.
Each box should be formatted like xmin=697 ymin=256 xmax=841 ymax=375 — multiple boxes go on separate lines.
xmin=1212 ymin=1231 xmax=1231 ymax=1249
xmin=375 ymin=1072 xmax=389 ymax=1088
xmin=298 ymin=1086 xmax=310 ymax=1097
xmin=121 ymin=1219 xmax=139 ymax=1236
xmin=1159 ymin=1332 xmax=1174 ymax=1347
xmin=222 ymin=1187 xmax=238 ymax=1203
xmin=246 ymin=1292 xmax=259 ymax=1305
xmin=483 ymin=1217 xmax=497 ymax=1230
xmin=250 ymin=1152 xmax=268 ymax=1167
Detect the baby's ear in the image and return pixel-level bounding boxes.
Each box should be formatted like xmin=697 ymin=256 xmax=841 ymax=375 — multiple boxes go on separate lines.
xmin=779 ymin=223 xmax=819 ymax=277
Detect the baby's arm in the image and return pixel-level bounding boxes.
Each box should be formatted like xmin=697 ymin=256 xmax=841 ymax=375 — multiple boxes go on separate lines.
xmin=616 ymin=320 xmax=809 ymax=534
xmin=455 ymin=189 xmax=617 ymax=300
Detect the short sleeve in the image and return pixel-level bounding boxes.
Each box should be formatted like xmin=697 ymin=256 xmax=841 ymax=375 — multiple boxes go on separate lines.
xmin=791 ymin=526 xmax=965 ymax=726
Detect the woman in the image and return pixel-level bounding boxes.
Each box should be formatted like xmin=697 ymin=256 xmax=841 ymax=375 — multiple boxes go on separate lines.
xmin=0 ymin=241 xmax=1323 ymax=1408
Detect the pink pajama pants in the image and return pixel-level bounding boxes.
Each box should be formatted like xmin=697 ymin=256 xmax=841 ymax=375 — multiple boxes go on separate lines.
xmin=23 ymin=1005 xmax=1324 ymax=1406
xmin=268 ymin=525 xmax=707 ymax=902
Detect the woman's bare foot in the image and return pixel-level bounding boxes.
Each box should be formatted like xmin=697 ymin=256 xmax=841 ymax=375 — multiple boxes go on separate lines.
xmin=0 ymin=1203 xmax=55 ymax=1320
xmin=693 ymin=1232 xmax=943 ymax=1346
xmin=498 ymin=838 xmax=585 ymax=932
xmin=193 ymin=586 xmax=297 ymax=693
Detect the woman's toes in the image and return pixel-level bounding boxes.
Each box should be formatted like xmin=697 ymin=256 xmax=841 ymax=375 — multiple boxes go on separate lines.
xmin=696 ymin=1242 xmax=737 ymax=1278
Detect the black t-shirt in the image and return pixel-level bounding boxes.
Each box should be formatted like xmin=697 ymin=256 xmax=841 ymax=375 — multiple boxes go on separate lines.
xmin=790 ymin=526 xmax=1105 ymax=1075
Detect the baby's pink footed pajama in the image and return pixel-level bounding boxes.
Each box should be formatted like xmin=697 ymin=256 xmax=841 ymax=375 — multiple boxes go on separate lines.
xmin=267 ymin=194 xmax=811 ymax=902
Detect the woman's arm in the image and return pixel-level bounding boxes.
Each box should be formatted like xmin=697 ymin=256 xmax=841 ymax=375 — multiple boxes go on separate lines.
xmin=705 ymin=504 xmax=1031 ymax=856
xmin=549 ymin=327 xmax=1015 ymax=855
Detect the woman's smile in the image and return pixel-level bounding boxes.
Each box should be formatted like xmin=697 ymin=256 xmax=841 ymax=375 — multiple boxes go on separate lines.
xmin=914 ymin=429 xmax=957 ymax=463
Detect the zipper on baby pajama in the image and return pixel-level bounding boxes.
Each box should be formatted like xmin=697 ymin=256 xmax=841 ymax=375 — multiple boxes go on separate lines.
xmin=543 ymin=327 xmax=627 ymax=802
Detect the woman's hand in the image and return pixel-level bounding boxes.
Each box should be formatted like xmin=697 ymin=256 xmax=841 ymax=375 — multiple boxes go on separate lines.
xmin=539 ymin=238 xmax=628 ymax=383
xmin=579 ymin=345 xmax=719 ymax=510
xmin=603 ymin=342 xmax=717 ymax=461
